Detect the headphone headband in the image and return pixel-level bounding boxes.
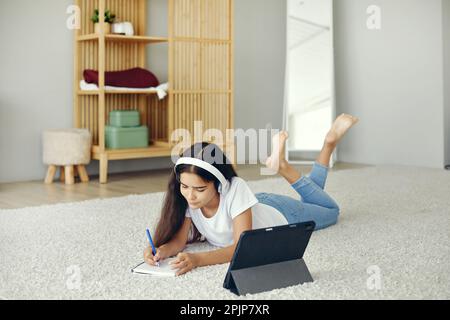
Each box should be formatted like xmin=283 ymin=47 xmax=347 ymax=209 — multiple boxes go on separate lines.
xmin=174 ymin=157 xmax=230 ymax=194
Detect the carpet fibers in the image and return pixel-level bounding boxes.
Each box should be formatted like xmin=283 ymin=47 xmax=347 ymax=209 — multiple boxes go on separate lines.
xmin=1 ymin=165 xmax=449 ymax=299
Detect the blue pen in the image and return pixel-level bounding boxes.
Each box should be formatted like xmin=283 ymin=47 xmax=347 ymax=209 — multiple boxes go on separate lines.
xmin=146 ymin=229 xmax=160 ymax=267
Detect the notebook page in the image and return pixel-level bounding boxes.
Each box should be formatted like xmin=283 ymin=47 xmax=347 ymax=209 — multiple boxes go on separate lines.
xmin=132 ymin=258 xmax=177 ymax=277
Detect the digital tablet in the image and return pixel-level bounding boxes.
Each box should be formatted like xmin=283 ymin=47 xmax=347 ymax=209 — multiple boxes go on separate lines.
xmin=223 ymin=221 xmax=315 ymax=295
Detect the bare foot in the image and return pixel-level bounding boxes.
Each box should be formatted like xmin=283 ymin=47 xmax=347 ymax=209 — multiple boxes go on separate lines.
xmin=265 ymin=131 xmax=289 ymax=173
xmin=325 ymin=113 xmax=359 ymax=146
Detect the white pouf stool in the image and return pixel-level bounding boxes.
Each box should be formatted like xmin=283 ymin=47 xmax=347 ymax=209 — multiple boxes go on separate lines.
xmin=43 ymin=129 xmax=92 ymax=185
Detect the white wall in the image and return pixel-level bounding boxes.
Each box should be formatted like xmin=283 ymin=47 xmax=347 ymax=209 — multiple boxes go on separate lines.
xmin=234 ymin=0 xmax=287 ymax=163
xmin=444 ymin=0 xmax=450 ymax=167
xmin=334 ymin=0 xmax=446 ymax=168
xmin=147 ymin=0 xmax=168 ymax=83
xmin=0 ymin=0 xmax=73 ymax=183
xmin=234 ymin=0 xmax=286 ymax=133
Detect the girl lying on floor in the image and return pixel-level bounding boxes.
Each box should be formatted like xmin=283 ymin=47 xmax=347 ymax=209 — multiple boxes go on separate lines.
xmin=144 ymin=114 xmax=359 ymax=276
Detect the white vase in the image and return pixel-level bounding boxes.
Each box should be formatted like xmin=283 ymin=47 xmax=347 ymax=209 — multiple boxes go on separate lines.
xmin=112 ymin=22 xmax=134 ymax=36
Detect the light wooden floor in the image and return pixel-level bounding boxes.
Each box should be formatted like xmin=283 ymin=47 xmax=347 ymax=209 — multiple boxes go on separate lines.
xmin=0 ymin=162 xmax=370 ymax=209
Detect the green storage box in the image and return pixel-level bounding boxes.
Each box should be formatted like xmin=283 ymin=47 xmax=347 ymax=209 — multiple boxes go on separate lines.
xmin=105 ymin=125 xmax=149 ymax=149
xmin=109 ymin=110 xmax=140 ymax=127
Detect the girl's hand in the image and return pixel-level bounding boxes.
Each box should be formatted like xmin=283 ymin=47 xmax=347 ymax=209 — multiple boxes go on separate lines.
xmin=169 ymin=252 xmax=198 ymax=276
xmin=143 ymin=246 xmax=168 ymax=266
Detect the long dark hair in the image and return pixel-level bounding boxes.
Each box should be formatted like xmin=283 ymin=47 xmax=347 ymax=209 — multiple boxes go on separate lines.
xmin=153 ymin=142 xmax=238 ymax=247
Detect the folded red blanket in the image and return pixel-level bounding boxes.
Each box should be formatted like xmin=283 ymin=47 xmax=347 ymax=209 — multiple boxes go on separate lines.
xmin=83 ymin=67 xmax=160 ymax=88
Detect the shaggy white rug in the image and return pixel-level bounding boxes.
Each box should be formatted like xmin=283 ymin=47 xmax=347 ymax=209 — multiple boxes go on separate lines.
xmin=1 ymin=165 xmax=449 ymax=300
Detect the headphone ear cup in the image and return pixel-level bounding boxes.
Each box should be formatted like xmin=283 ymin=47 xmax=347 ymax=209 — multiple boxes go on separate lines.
xmin=219 ymin=181 xmax=230 ymax=195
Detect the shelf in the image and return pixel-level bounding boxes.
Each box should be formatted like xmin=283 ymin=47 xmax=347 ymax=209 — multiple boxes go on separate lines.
xmin=77 ymin=34 xmax=168 ymax=44
xmin=78 ymin=89 xmax=162 ymax=96
xmin=92 ymin=143 xmax=173 ymax=161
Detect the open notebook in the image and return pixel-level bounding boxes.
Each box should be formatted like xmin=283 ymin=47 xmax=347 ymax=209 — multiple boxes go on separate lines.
xmin=131 ymin=258 xmax=177 ymax=277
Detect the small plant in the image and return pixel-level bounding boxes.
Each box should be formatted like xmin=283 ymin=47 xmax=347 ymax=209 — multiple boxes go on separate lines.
xmin=91 ymin=9 xmax=116 ymax=24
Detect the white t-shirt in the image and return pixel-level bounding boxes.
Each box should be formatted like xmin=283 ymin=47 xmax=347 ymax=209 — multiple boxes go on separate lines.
xmin=185 ymin=176 xmax=288 ymax=247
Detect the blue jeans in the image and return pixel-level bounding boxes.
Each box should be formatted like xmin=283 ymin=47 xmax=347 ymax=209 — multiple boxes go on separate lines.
xmin=255 ymin=162 xmax=340 ymax=231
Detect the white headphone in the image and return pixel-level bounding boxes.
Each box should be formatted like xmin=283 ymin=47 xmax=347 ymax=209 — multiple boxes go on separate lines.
xmin=174 ymin=157 xmax=231 ymax=196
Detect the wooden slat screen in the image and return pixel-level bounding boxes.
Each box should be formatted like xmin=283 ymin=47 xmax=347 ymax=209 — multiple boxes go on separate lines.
xmin=170 ymin=0 xmax=233 ymax=147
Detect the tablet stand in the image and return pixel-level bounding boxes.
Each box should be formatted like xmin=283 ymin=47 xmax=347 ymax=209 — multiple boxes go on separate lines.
xmin=224 ymin=258 xmax=313 ymax=296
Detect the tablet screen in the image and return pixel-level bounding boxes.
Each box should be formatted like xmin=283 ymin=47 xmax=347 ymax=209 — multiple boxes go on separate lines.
xmin=228 ymin=221 xmax=315 ymax=271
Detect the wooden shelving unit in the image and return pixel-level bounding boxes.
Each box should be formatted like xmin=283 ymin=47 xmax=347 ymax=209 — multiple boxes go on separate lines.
xmin=77 ymin=34 xmax=169 ymax=44
xmin=77 ymin=89 xmax=163 ymax=95
xmin=73 ymin=0 xmax=234 ymax=183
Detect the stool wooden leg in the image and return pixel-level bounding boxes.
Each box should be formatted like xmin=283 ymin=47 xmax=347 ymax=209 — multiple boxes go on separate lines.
xmin=100 ymin=153 xmax=108 ymax=184
xmin=45 ymin=165 xmax=57 ymax=184
xmin=60 ymin=166 xmax=65 ymax=183
xmin=77 ymin=165 xmax=89 ymax=183
xmin=65 ymin=165 xmax=75 ymax=185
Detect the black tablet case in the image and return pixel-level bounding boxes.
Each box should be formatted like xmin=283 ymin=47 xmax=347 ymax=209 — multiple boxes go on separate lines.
xmin=223 ymin=221 xmax=315 ymax=295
